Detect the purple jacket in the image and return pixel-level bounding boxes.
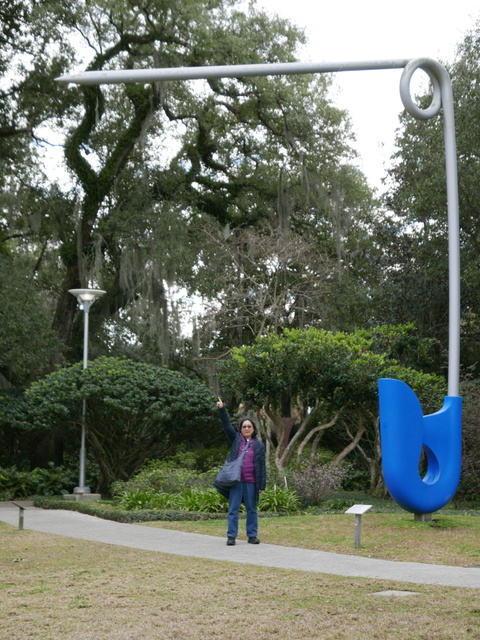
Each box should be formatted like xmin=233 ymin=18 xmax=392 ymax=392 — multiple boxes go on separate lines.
xmin=238 ymin=437 xmax=256 ymax=483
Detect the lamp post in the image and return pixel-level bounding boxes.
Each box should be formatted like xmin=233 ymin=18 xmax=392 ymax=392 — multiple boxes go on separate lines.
xmin=68 ymin=288 xmax=106 ymax=495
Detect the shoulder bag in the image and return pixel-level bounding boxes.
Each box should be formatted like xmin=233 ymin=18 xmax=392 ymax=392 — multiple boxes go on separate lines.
xmin=215 ymin=440 xmax=250 ymax=487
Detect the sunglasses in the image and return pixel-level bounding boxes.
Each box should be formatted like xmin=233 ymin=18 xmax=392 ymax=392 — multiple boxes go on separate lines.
xmin=241 ymin=424 xmax=253 ymax=430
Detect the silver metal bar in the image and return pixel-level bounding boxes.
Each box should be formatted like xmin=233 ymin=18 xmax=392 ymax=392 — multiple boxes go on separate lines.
xmin=354 ymin=514 xmax=362 ymax=547
xmin=56 ymin=59 xmax=411 ymax=85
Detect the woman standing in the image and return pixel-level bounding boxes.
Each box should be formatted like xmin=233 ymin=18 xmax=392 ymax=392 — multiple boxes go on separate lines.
xmin=215 ymin=397 xmax=266 ymax=546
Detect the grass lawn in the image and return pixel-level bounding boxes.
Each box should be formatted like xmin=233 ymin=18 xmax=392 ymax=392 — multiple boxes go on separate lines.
xmin=143 ymin=512 xmax=480 ymax=567
xmin=1 ymin=512 xmax=480 ymax=639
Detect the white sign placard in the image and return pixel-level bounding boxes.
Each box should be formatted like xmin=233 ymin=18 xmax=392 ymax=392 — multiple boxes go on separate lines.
xmin=345 ymin=504 xmax=372 ymax=515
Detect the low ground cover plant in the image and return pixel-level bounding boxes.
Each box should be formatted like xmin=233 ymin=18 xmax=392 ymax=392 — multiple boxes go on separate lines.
xmin=111 ymin=458 xmax=302 ymax=515
xmin=258 ymin=486 xmax=301 ymax=513
xmin=33 ymin=495 xmax=228 ymax=522
xmin=116 ymin=487 xmax=229 ymax=513
xmin=115 ymin=485 xmax=301 ymax=514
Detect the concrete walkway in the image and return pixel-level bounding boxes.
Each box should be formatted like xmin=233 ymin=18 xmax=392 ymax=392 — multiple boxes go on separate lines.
xmin=1 ymin=502 xmax=479 ymax=589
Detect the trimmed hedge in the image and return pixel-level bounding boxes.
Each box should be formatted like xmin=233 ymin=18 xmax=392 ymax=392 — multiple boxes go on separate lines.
xmin=32 ymin=496 xmax=228 ymax=522
xmin=32 ymin=496 xmax=287 ymax=522
xmin=31 ymin=495 xmax=480 ymax=521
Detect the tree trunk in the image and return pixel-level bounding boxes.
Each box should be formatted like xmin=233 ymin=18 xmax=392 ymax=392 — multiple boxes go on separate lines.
xmin=265 ymin=403 xmax=344 ymax=472
xmin=53 ymin=81 xmax=158 ymax=349
xmin=307 ymin=428 xmax=325 ymax=472
xmin=294 ymin=409 xmax=344 ymax=472
xmin=330 ymin=416 xmax=366 ymax=467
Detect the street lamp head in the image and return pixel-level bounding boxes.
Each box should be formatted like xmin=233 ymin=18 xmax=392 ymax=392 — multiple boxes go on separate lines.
xmin=68 ymin=288 xmax=106 ymax=303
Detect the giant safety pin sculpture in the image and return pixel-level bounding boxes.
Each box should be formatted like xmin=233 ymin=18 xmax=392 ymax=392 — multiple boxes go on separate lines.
xmin=57 ymin=58 xmax=462 ymax=515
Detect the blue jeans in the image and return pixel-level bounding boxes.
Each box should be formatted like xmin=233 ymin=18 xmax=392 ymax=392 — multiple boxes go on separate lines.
xmin=227 ymin=482 xmax=258 ymax=538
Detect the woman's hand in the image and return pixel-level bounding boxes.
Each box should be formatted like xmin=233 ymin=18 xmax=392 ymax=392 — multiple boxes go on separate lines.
xmin=216 ymin=396 xmax=223 ymax=409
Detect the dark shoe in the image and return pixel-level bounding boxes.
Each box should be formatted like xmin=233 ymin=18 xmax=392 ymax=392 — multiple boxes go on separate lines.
xmin=248 ymin=537 xmax=260 ymax=544
xmin=227 ymin=537 xmax=236 ymax=546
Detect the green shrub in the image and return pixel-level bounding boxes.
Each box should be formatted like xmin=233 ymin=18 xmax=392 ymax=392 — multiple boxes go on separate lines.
xmin=0 ymin=467 xmax=35 ymax=498
xmin=322 ymin=498 xmax=355 ymax=513
xmin=21 ymin=357 xmax=217 ymax=491
xmin=114 ymin=481 xmax=299 ymax=516
xmin=162 ymin=447 xmax=229 ymax=472
xmin=111 ymin=462 xmax=215 ymax=497
xmin=0 ymin=463 xmax=89 ymax=498
xmin=340 ymin=468 xmax=372 ymax=492
xmin=258 ymin=486 xmax=301 ymax=513
xmin=184 ymin=446 xmax=229 ymax=472
xmin=0 ymin=486 xmax=14 ymax=501
xmin=457 ymin=379 xmax=480 ymax=503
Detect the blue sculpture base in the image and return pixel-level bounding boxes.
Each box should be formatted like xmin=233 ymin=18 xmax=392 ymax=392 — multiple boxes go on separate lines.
xmin=378 ymin=378 xmax=462 ymax=514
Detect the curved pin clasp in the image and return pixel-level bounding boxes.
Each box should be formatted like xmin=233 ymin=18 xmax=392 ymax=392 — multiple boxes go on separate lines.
xmin=378 ymin=60 xmax=462 ymax=514
xmin=378 ymin=379 xmax=462 ymax=513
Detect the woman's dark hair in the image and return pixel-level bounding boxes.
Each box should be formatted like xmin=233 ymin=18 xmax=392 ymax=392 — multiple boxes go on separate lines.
xmin=237 ymin=417 xmax=258 ymax=437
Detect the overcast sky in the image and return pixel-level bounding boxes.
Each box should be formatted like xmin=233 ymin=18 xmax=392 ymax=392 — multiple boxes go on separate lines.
xmin=254 ymin=0 xmax=480 ymax=191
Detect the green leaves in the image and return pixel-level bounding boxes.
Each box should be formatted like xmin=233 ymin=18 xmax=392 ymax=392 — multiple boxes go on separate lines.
xmin=221 ymin=325 xmax=446 ymax=411
xmin=257 ymin=486 xmax=301 ymax=513
xmin=219 ymin=325 xmax=447 ymax=475
xmin=17 ymin=357 xmax=217 ymax=487
xmin=0 ymin=463 xmax=79 ymax=499
xmin=0 ymin=254 xmax=63 ymax=387
xmin=2 ymin=0 xmax=375 ymax=369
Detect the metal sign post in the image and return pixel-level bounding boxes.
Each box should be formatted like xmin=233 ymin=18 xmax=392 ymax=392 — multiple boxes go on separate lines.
xmin=11 ymin=501 xmax=25 ymax=530
xmin=345 ymin=504 xmax=373 ymax=547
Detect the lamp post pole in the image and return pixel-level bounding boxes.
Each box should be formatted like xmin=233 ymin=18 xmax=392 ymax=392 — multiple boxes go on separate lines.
xmin=68 ymin=288 xmax=106 ymax=495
